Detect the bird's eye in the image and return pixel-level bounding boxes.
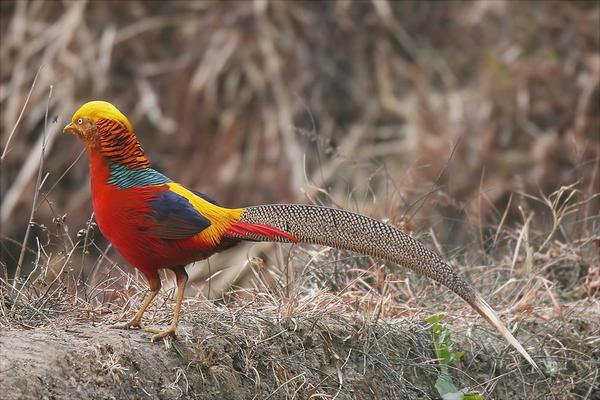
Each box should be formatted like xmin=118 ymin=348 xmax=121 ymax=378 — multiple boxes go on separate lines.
xmin=77 ymin=118 xmax=83 ymax=124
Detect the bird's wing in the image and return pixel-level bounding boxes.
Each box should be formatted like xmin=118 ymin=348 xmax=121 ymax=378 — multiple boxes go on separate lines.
xmin=147 ymin=182 xmax=296 ymax=244
xmin=147 ymin=187 xmax=212 ymax=240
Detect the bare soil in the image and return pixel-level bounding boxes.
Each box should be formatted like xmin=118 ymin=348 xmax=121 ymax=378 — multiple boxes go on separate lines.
xmin=1 ymin=297 xmax=598 ymax=400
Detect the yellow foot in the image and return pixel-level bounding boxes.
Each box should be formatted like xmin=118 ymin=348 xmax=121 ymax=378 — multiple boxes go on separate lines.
xmin=110 ymin=319 xmax=143 ymax=330
xmin=143 ymin=325 xmax=178 ymax=342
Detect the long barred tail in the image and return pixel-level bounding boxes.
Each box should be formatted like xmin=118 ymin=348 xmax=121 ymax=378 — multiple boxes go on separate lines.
xmin=229 ymin=204 xmax=538 ymax=369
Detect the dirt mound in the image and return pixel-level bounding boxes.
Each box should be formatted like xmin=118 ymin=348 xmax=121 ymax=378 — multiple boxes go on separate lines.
xmin=2 ymin=296 xmax=598 ymax=400
xmin=2 ymin=313 xmax=436 ymax=399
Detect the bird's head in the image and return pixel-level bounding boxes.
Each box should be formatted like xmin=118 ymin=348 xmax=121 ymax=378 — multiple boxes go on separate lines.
xmin=65 ymin=101 xmax=149 ymax=169
xmin=64 ymin=101 xmax=132 ymax=142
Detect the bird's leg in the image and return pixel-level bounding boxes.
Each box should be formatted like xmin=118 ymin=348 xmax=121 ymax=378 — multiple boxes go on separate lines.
xmin=145 ymin=267 xmax=188 ymax=342
xmin=110 ymin=289 xmax=159 ymax=329
xmin=110 ymin=271 xmax=161 ymax=330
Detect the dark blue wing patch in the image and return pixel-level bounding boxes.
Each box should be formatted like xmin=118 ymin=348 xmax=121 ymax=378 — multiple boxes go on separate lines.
xmin=148 ymin=190 xmax=211 ymax=240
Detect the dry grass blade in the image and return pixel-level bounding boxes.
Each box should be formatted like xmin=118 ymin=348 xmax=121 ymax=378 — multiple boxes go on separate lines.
xmin=0 ymin=65 xmax=41 ymax=160
xmin=12 ymin=85 xmax=53 ymax=288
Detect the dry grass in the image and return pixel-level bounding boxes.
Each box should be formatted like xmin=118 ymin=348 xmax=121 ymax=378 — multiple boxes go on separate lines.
xmin=1 ymin=181 xmax=598 ymax=398
xmin=1 ymin=1 xmax=599 ymax=399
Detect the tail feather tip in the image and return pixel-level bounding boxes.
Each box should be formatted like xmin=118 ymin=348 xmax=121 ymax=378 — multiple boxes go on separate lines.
xmin=472 ymin=294 xmax=539 ymax=371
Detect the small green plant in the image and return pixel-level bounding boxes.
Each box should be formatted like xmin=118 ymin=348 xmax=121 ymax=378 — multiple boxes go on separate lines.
xmin=425 ymin=314 xmax=483 ymax=400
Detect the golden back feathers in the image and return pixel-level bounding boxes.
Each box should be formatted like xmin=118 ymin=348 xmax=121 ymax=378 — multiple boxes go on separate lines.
xmin=71 ymin=101 xmax=133 ymax=132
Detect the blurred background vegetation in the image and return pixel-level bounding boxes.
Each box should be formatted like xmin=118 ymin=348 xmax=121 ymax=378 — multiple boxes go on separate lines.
xmin=1 ymin=1 xmax=598 ymax=294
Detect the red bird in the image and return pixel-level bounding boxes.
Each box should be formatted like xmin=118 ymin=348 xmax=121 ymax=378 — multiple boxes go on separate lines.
xmin=65 ymin=101 xmax=537 ymax=369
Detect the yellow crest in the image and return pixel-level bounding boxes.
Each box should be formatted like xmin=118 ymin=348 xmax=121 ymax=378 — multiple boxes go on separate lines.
xmin=71 ymin=101 xmax=133 ymax=132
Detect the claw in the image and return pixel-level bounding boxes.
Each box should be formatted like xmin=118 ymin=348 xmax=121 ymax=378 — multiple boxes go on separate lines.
xmin=110 ymin=319 xmax=143 ymax=330
xmin=109 ymin=289 xmax=159 ymax=332
xmin=149 ymin=325 xmax=178 ymax=342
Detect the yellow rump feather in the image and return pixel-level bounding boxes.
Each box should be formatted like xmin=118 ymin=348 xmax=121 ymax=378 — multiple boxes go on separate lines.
xmin=167 ymin=183 xmax=244 ymax=245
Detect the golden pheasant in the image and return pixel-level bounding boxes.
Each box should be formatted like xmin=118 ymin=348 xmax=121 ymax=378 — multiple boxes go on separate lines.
xmin=64 ymin=101 xmax=538 ymax=369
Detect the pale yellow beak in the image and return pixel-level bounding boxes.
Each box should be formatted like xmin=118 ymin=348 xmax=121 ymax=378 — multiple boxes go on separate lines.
xmin=63 ymin=122 xmax=77 ymax=135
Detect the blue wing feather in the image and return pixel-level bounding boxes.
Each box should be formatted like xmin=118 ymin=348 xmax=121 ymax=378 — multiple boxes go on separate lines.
xmin=148 ymin=189 xmax=211 ymax=240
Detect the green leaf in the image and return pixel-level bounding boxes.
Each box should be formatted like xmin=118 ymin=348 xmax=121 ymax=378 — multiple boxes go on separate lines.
xmin=463 ymin=393 xmax=484 ymax=400
xmin=425 ymin=313 xmax=446 ymax=325
xmin=435 ymin=372 xmax=460 ymax=396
